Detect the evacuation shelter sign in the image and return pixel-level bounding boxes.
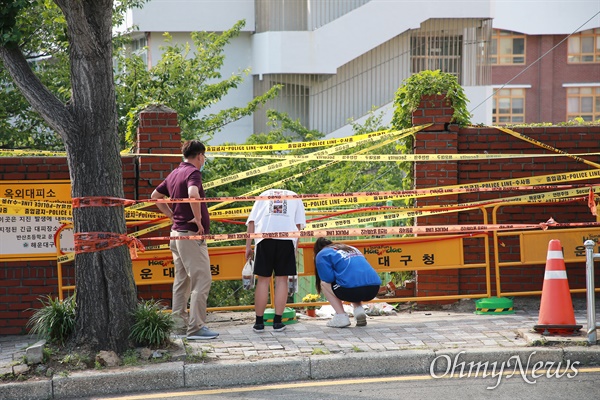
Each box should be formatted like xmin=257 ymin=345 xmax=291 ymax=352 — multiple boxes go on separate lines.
xmin=0 ymin=180 xmax=73 ymax=260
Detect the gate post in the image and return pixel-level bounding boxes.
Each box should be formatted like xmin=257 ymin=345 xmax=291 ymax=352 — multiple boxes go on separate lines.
xmin=136 ymin=105 xmax=182 ymax=200
xmin=413 ymin=94 xmax=459 ymax=304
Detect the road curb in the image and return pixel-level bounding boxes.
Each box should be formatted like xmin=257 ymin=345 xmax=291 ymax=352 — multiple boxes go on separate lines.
xmin=309 ymin=350 xmax=435 ymax=379
xmin=2 ymin=346 xmax=600 ymax=399
xmin=0 ymin=379 xmax=51 ymax=400
xmin=53 ymin=361 xmax=184 ymax=399
xmin=186 ymin=357 xmax=310 ymax=387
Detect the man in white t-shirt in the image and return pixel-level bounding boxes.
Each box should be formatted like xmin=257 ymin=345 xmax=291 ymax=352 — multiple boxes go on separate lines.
xmin=245 ymin=189 xmax=306 ymax=333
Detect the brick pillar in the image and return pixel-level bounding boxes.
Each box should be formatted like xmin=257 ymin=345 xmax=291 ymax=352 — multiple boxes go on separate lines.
xmin=135 ymin=105 xmax=182 ymax=304
xmin=412 ymin=94 xmax=459 ymax=304
xmin=136 ymin=105 xmax=182 ymax=201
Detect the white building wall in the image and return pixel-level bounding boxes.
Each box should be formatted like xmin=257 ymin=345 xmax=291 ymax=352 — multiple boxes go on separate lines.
xmin=146 ymin=32 xmax=256 ymax=144
xmin=326 ymin=85 xmax=495 ymax=139
xmin=309 ymin=32 xmax=412 ymax=134
xmin=492 ymin=0 xmax=600 ymax=34
xmin=464 ymin=86 xmax=495 ymax=125
xmin=125 ymin=0 xmax=599 ymax=143
xmin=126 ymin=0 xmax=496 ymax=143
xmin=252 ymin=0 xmax=493 ymax=75
xmin=126 ymin=0 xmax=255 ymax=33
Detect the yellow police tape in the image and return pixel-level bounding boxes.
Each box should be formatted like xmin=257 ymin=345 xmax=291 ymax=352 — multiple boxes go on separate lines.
xmin=3 ymin=169 xmax=599 ymax=219
xmin=206 ymin=151 xmax=600 ymax=162
xmin=497 ymin=127 xmax=600 ymax=170
xmin=0 ymin=129 xmax=393 ymax=158
xmin=141 ymin=222 xmax=576 ymax=243
xmin=123 ymin=128 xmax=409 ymax=214
xmin=206 ymin=132 xmax=403 ymax=212
xmin=202 ymin=125 xmax=423 ymax=189
xmin=55 ymin=184 xmax=599 ymax=263
xmin=205 ymin=128 xmax=394 ymax=152
xmin=16 ymin=123 xmax=596 ymax=263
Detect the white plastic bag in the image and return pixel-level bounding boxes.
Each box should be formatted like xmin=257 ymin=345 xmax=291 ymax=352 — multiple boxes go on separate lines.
xmin=287 ymin=275 xmax=298 ymax=296
xmin=242 ymin=259 xmax=254 ymax=289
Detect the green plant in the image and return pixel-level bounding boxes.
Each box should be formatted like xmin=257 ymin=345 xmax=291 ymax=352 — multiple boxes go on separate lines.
xmin=302 ymin=293 xmax=320 ymax=310
xmin=351 ymin=345 xmax=364 ymax=352
xmin=311 ymin=348 xmax=330 ymax=355
xmin=390 ymin=271 xmax=414 ymax=287
xmin=60 ymin=353 xmax=91 ymax=369
xmin=391 ymin=70 xmax=471 ymax=129
xmin=42 ymin=346 xmax=53 ymax=363
xmin=150 ymin=351 xmax=172 ymax=363
xmin=186 ymin=350 xmax=209 ymax=363
xmin=122 ymin=349 xmax=140 ymax=366
xmin=26 ymin=294 xmax=76 ymax=345
xmin=129 ymin=299 xmax=174 ymax=347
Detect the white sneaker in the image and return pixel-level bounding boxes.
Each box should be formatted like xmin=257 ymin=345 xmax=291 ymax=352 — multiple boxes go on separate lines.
xmin=327 ymin=313 xmax=351 ymax=328
xmin=354 ymin=306 xmax=367 ymax=327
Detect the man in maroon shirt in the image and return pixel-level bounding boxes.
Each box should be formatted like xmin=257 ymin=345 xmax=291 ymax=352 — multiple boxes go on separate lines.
xmin=151 ymin=140 xmax=218 ymax=340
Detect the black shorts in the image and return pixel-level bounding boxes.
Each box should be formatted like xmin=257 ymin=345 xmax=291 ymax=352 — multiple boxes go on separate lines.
xmin=332 ymin=284 xmax=380 ymax=303
xmin=254 ymin=239 xmax=297 ymax=277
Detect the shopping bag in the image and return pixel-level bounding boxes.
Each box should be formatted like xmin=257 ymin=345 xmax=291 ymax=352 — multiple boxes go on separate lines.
xmin=242 ymin=259 xmax=255 ymax=289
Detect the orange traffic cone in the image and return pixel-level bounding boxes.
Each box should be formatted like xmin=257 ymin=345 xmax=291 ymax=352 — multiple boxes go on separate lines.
xmin=533 ymin=239 xmax=582 ymax=335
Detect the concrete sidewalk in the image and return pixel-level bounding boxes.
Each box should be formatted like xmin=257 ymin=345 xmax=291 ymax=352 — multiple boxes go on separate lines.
xmin=1 ymin=298 xmax=599 ymax=399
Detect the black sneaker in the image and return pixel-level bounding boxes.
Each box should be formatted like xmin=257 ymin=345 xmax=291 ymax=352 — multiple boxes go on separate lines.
xmin=253 ymin=323 xmax=265 ymax=333
xmin=272 ymin=322 xmax=286 ymax=332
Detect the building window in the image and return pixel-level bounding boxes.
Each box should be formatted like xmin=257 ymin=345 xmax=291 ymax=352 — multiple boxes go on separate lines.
xmin=490 ymin=30 xmax=525 ymax=65
xmin=566 ymin=87 xmax=600 ymax=121
xmin=568 ymin=28 xmax=600 ymax=63
xmin=493 ymin=88 xmax=525 ymax=124
xmin=411 ymin=35 xmax=463 ymax=82
xmin=131 ymin=37 xmax=148 ymax=66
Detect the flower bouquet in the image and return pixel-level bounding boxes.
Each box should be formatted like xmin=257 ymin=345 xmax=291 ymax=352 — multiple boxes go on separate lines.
xmin=302 ymin=293 xmax=320 ymax=316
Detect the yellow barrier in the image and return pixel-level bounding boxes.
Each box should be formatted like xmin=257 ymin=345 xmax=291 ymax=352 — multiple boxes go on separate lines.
xmin=492 ymin=202 xmax=600 ymax=298
xmin=55 ymin=231 xmax=492 ymax=309
xmin=52 ymin=203 xmax=599 ymax=310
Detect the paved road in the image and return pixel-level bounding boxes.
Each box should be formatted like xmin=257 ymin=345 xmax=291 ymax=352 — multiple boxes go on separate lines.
xmin=81 ymin=368 xmax=600 ymax=400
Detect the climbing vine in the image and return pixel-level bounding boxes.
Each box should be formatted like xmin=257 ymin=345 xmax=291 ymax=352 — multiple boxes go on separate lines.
xmin=391 ymin=70 xmax=471 ymax=130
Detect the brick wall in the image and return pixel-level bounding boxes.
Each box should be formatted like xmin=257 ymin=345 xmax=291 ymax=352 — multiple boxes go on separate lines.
xmin=0 ymin=106 xmax=181 ymax=334
xmin=412 ymin=95 xmax=460 ymax=301
xmin=412 ymin=96 xmax=600 ymax=302
xmin=491 ymin=33 xmax=600 ymax=124
xmin=2 ymin=100 xmax=599 ymax=333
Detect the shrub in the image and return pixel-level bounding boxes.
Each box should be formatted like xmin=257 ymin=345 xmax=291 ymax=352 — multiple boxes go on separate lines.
xmin=391 ymin=69 xmax=471 ymax=129
xmin=129 ymin=299 xmax=174 ymax=347
xmin=26 ymin=294 xmax=76 ymax=345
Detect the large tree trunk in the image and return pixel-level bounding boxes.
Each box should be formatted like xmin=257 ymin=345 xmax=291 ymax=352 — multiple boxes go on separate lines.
xmin=0 ymin=0 xmax=137 ymax=352
xmin=57 ymin=0 xmax=137 ymax=352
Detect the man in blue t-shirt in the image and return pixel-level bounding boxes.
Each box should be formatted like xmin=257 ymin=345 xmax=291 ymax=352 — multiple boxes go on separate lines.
xmin=151 ymin=140 xmax=218 ymax=340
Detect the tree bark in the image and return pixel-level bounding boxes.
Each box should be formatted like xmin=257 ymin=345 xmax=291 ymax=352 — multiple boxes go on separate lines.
xmin=0 ymin=0 xmax=137 ymax=352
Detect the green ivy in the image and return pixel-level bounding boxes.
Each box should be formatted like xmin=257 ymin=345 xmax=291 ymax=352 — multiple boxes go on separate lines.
xmin=391 ymin=70 xmax=471 ymax=130
xmin=500 ymin=117 xmax=599 ymax=128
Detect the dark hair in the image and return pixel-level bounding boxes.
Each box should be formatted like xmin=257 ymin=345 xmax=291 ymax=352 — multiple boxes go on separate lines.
xmin=313 ymin=237 xmax=333 ymax=294
xmin=313 ymin=238 xmax=358 ymax=293
xmin=181 ymin=140 xmax=206 ymax=159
